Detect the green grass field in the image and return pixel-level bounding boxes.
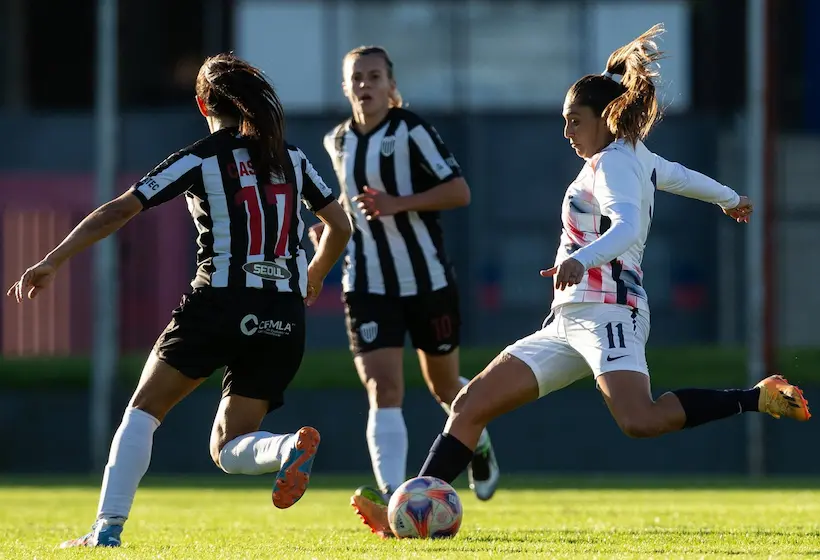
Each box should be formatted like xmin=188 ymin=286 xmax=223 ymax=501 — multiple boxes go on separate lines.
xmin=1 ymin=475 xmax=819 ymax=559
xmin=2 ymin=346 xmax=820 ymax=390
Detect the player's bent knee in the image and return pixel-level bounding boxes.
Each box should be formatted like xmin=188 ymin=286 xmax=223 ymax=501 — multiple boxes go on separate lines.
xmin=616 ymin=416 xmax=662 ymax=439
xmin=364 ymin=375 xmax=403 ymax=407
xmin=212 ymin=435 xmax=244 ymax=474
xmin=449 ymin=383 xmax=488 ymax=427
xmin=216 ymin=447 xmax=239 ymax=474
xmin=209 ymin=439 xmax=223 ymax=468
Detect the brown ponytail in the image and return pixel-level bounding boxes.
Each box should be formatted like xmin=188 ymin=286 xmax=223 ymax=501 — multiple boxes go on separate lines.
xmin=196 ymin=52 xmax=287 ymax=181
xmin=567 ymin=23 xmax=665 ymax=145
xmin=601 ymin=24 xmax=665 ymax=144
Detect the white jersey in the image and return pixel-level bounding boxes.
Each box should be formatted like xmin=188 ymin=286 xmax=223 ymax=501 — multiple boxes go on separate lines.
xmin=551 ymin=139 xmax=740 ymax=312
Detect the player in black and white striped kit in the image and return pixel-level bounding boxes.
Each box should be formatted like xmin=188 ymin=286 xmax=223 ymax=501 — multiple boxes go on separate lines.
xmin=6 ymin=53 xmax=351 ymax=548
xmin=308 ymin=46 xmax=498 ymax=534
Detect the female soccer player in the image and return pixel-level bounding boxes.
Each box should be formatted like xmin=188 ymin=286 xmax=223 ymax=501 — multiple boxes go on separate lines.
xmin=310 ymin=45 xmax=499 ymax=516
xmin=6 ymin=53 xmax=351 ymax=548
xmin=353 ymin=24 xmax=811 ymax=537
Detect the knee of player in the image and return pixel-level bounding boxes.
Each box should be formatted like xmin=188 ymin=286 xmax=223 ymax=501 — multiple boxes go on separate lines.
xmin=209 ymin=440 xmax=225 ymax=469
xmin=616 ymin=415 xmax=660 ymax=439
xmin=449 ymin=385 xmax=485 ymax=424
xmin=364 ymin=375 xmax=403 ymax=407
xmin=209 ymin=430 xmax=236 ymax=470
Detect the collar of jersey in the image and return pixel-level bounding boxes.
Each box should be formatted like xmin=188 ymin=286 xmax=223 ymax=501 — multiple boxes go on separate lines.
xmin=584 ymin=138 xmax=630 ymax=162
xmin=348 ymin=108 xmax=395 ymax=139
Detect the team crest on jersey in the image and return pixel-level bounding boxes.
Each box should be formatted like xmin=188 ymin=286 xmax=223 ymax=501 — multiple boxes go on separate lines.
xmin=380 ymin=136 xmax=396 ymax=157
xmin=359 ymin=321 xmax=378 ymax=344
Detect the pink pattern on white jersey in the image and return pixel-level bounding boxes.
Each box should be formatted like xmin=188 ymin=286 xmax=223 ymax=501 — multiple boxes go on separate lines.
xmin=551 ymin=149 xmax=650 ymax=311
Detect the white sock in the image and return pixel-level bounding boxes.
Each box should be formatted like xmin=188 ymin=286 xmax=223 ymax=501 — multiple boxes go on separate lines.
xmin=440 ymin=376 xmax=491 ymax=449
xmin=96 ymin=407 xmax=160 ymax=522
xmin=366 ymin=408 xmax=407 ymax=496
xmin=218 ymin=431 xmax=294 ymax=475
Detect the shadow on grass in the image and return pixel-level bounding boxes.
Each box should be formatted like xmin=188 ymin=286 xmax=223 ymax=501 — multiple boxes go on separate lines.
xmin=1 ymin=473 xmax=819 ymax=491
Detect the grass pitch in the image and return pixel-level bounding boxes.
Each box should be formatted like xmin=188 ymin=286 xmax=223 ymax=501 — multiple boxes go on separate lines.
xmin=0 ymin=475 xmax=818 ymax=559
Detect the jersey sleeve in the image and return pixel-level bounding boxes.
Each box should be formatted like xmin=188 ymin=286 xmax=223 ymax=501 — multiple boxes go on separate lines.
xmin=298 ymin=150 xmax=335 ymax=213
xmin=569 ymin=152 xmax=643 ymax=269
xmin=407 ymin=116 xmax=462 ymax=188
xmin=653 ymin=153 xmax=740 ymax=209
xmin=130 ymin=151 xmax=203 ymax=210
xmin=570 ymin=203 xmax=641 ymax=269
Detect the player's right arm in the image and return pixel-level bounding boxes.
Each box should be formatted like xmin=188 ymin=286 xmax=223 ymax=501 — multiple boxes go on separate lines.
xmin=6 ymin=149 xmax=200 ymax=302
xmin=299 ymin=147 xmax=352 ymax=305
xmin=46 ymin=149 xmax=200 ymax=267
xmin=6 ymin=190 xmax=143 ymax=302
xmin=309 ymin=128 xmax=346 ymax=250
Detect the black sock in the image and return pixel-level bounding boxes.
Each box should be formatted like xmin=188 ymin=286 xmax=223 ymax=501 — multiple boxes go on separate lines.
xmin=418 ymin=433 xmax=474 ymax=484
xmin=672 ymin=387 xmax=760 ymax=428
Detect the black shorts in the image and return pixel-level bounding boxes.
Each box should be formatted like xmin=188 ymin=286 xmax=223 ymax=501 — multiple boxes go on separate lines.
xmin=343 ymin=285 xmax=461 ymax=356
xmin=153 ymin=287 xmax=305 ymax=411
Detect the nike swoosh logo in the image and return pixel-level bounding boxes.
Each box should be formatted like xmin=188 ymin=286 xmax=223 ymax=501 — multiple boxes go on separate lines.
xmin=606 ymin=355 xmax=627 ymax=362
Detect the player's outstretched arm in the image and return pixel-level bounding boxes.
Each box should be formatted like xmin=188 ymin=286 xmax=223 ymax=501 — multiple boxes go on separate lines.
xmin=6 ymin=191 xmax=142 ymax=302
xmin=45 ymin=191 xmax=143 ymax=268
xmin=654 ymin=154 xmax=752 ymax=221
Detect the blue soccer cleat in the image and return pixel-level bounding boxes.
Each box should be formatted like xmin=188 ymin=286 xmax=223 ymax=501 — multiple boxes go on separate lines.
xmin=272 ymin=426 xmax=321 ymax=509
xmin=59 ymin=519 xmax=123 ymax=548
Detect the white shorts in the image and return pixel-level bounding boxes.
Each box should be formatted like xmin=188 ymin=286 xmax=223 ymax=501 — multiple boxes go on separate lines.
xmin=504 ymin=303 xmax=651 ymax=397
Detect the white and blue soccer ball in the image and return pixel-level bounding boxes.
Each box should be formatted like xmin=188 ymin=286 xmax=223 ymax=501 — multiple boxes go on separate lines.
xmin=386 ymin=476 xmax=463 ymax=539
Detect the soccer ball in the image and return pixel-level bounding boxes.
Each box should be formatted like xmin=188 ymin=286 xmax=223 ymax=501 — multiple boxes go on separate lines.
xmin=386 ymin=476 xmax=463 ymax=539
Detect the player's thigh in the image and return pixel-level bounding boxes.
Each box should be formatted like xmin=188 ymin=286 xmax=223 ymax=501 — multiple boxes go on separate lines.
xmin=503 ymin=314 xmax=592 ymax=398
xmin=351 ymin=348 xmax=405 ymax=409
xmin=563 ymin=303 xmax=651 ymax=381
xmin=446 ymin=353 xmax=540 ymax=447
xmin=405 ymin=284 xmax=461 ymax=357
xmin=134 ymin=290 xmax=228 ymax=420
xmin=224 ymin=292 xmax=306 ymax=413
xmin=210 ymin=394 xmax=269 ymax=459
xmin=595 ymin=369 xmax=655 ymax=429
xmin=128 ymin=351 xmax=205 ymax=422
xmin=152 ymin=290 xmax=230 ymax=378
xmin=344 ymin=292 xmax=406 ymax=404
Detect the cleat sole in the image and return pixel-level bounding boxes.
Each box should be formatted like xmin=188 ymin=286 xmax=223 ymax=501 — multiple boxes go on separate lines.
xmin=272 ymin=427 xmax=320 ymax=509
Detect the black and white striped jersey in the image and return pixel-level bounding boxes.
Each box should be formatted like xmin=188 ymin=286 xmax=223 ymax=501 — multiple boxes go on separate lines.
xmin=130 ymin=127 xmax=335 ymax=296
xmin=323 ymin=108 xmax=460 ymax=297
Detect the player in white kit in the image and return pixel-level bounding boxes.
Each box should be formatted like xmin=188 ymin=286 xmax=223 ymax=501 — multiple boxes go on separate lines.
xmin=353 ymin=24 xmax=811 ymax=536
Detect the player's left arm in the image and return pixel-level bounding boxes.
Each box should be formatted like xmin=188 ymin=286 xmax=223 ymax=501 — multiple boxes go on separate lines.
xmin=353 ymin=120 xmax=470 ymax=218
xmin=653 ymin=153 xmax=752 ymax=222
xmin=399 ymin=120 xmax=470 ymax=212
